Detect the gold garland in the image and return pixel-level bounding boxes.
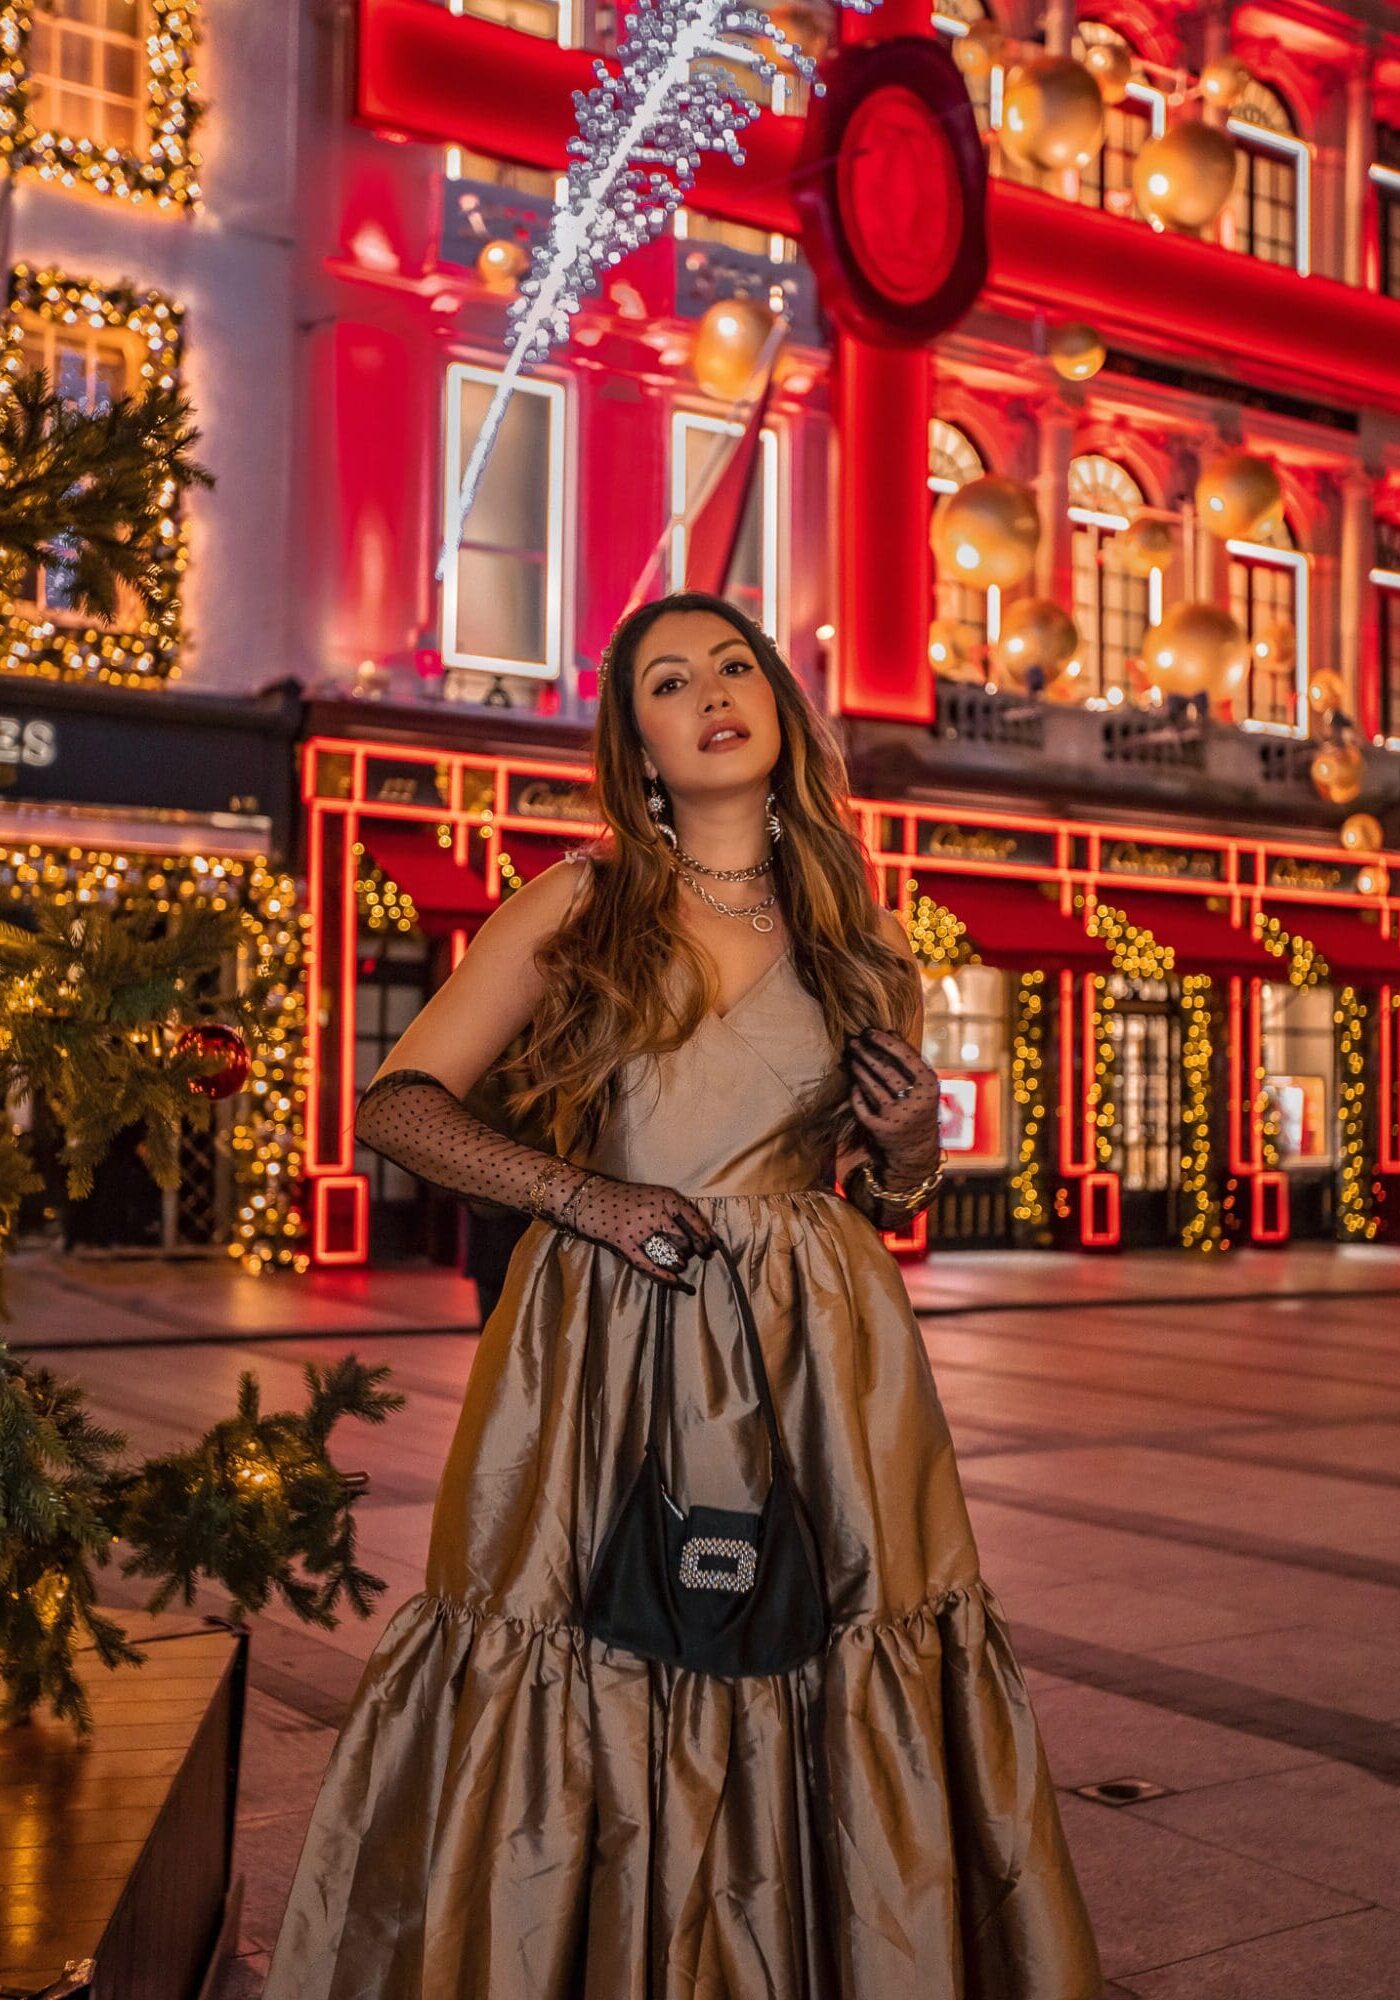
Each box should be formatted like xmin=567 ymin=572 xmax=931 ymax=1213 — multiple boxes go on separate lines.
xmin=1079 ymin=895 xmax=1175 ymax=980
xmin=1090 ymin=975 xmax=1116 ymax=1168
xmin=1180 ymin=972 xmax=1226 ymax=1252
xmin=1010 ymin=970 xmax=1049 ymax=1235
xmin=0 ymin=1 xmax=202 ymax=208
xmin=1253 ymin=910 xmax=1328 ymax=988
xmin=1336 ymin=985 xmax=1378 ymax=1240
xmin=353 ymin=849 xmax=419 ymax=935
xmin=0 ymin=839 xmax=309 ymax=1274
xmin=2 ymin=265 xmax=188 ymax=686
xmin=907 ymin=889 xmax=979 ymax=971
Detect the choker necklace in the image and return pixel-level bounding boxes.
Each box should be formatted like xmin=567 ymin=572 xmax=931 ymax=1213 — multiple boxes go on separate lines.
xmin=673 ymin=842 xmax=773 ymax=884
xmin=670 ymin=857 xmax=778 ymax=933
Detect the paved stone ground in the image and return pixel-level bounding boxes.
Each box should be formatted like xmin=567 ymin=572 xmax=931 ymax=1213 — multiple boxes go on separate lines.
xmin=8 ymin=1241 xmax=1400 ymax=1996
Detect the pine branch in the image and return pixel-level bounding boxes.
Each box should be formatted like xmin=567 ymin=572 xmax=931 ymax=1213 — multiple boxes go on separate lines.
xmin=0 ymin=366 xmax=212 ymax=623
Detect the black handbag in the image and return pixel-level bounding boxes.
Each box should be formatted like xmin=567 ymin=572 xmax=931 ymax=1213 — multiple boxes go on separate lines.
xmin=581 ymin=1235 xmax=831 ymax=1677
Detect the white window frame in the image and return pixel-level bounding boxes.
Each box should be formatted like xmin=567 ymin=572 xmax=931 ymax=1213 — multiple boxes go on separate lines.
xmin=441 ymin=361 xmax=567 ymax=681
xmin=448 ymin=0 xmax=577 ymax=47
xmin=1227 ymin=535 xmax=1309 ymax=736
xmin=1226 ymin=116 xmax=1311 ymax=276
xmin=668 ymin=409 xmax=781 ymax=640
xmin=1373 ymin=563 xmax=1400 ymax=748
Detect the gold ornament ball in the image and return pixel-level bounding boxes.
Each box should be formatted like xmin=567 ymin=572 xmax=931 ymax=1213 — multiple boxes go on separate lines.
xmin=1196 ymin=451 xmax=1283 ymax=542
xmin=1310 ymin=740 xmax=1365 ymax=806
xmin=1116 ymin=512 xmax=1176 ymax=577
xmin=476 ymin=239 xmax=530 ymax=292
xmin=691 ymin=297 xmax=775 ymax=402
xmin=1082 ymin=38 xmax=1133 ymax=105
xmin=1340 ymin=811 xmax=1384 ymax=854
xmin=1001 ymin=56 xmax=1106 ymax=174
xmin=1356 ymin=862 xmax=1389 ymax=897
xmin=1046 ymin=656 xmax=1090 ymax=703
xmin=993 ymin=597 xmax=1079 ymax=686
xmin=1306 ymin=667 xmax=1347 ymax=722
xmin=1252 ymin=616 xmax=1296 ymax=675
xmin=1049 ymin=322 xmax=1106 ymax=382
xmin=927 ymin=618 xmax=980 ymax=676
xmin=932 ymin=475 xmax=1042 ymax=591
xmin=953 ymin=20 xmax=1008 ymax=80
xmin=1200 ymin=55 xmax=1251 ymax=110
xmin=1133 ymin=122 xmax=1238 ymax=231
xmin=1140 ymin=601 xmax=1250 ymax=702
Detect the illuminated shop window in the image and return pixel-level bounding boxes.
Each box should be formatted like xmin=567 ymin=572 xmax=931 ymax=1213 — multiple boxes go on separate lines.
xmin=1068 ymin=454 xmax=1151 ymax=703
xmin=441 ymin=361 xmax=567 ymax=681
xmin=443 ymin=145 xmax=561 ymax=200
xmin=1072 ymin=23 xmax=1164 ymax=219
xmin=1105 ymin=974 xmax=1175 ymax=1193
xmin=1261 ymin=980 xmax=1334 ymax=1166
xmin=1225 ymin=80 xmax=1309 ymax=275
xmin=919 ymin=963 xmax=1009 ymax=1167
xmin=1228 ymin=512 xmax=1307 ymax=732
xmin=0 ymin=0 xmax=201 ymax=206
xmin=929 ymin=416 xmax=994 ymax=643
xmin=931 ymin=0 xmax=992 ymax=134
xmin=3 ymin=265 xmax=186 ymax=686
xmin=1373 ymin=127 xmax=1400 ymax=302
xmin=1375 ymin=520 xmax=1400 ymax=743
xmin=669 ymin=409 xmax=781 ymax=637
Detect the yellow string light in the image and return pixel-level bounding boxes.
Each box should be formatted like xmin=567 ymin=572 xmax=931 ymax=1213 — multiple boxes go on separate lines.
xmin=1010 ymin=970 xmax=1049 ymax=1233
xmin=1336 ymin=985 xmax=1378 ymax=1239
xmin=1079 ymin=896 xmax=1175 ymax=980
xmin=0 ymin=2 xmax=202 ymax=208
xmin=353 ymin=854 xmax=420 ymax=935
xmin=1 ymin=265 xmax=188 ymax=686
xmin=1252 ymin=910 xmax=1328 ymax=988
xmin=1179 ymin=973 xmax=1225 ymax=1252
xmin=907 ymin=890 xmax=979 ymax=971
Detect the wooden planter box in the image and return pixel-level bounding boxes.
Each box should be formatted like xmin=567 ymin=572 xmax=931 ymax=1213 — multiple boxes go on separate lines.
xmin=0 ymin=1610 xmax=248 ymax=2000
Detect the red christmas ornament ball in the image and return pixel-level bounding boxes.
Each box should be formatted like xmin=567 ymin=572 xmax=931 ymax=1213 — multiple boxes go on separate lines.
xmin=177 ymin=1024 xmax=251 ymax=1101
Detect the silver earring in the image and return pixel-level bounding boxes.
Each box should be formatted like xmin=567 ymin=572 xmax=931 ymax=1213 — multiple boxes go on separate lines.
xmin=647 ymin=773 xmax=678 ymax=849
xmin=765 ymin=789 xmax=782 ymax=843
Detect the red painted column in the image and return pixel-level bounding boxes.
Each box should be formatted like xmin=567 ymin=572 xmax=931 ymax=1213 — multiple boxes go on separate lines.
xmin=832 ymin=0 xmax=937 ymax=725
xmin=835 ymin=335 xmax=933 ymax=721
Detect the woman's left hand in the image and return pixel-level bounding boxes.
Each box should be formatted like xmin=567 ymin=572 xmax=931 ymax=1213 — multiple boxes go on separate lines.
xmin=844 ymin=1025 xmax=943 ymax=1177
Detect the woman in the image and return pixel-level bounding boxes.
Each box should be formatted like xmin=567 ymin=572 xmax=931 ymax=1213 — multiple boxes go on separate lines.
xmin=264 ymin=591 xmax=1104 ymax=2000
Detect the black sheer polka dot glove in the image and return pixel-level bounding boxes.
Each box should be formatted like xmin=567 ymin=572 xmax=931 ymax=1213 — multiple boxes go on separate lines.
xmin=354 ymin=1067 xmax=718 ymax=1293
xmin=844 ymin=1025 xmax=944 ymax=1186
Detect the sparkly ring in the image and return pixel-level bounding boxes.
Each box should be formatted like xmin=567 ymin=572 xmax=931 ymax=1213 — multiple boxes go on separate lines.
xmin=643 ymin=1231 xmax=684 ymax=1270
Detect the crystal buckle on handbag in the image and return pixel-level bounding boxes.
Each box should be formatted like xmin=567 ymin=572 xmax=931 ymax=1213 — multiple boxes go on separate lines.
xmin=678 ymin=1534 xmax=757 ymax=1592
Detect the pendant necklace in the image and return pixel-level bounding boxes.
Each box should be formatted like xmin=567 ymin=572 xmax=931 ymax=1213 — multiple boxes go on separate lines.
xmin=670 ymin=857 xmax=778 ymax=933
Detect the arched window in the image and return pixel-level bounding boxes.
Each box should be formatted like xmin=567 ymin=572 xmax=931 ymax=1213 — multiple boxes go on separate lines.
xmin=1227 ymin=511 xmax=1307 ymax=730
xmin=929 ymin=417 xmax=995 ymax=643
xmin=1068 ymin=454 xmax=1150 ymax=702
xmin=1071 ymin=23 xmax=1164 ymax=218
xmin=932 ymin=0 xmax=993 ymax=133
xmin=1374 ymin=519 xmax=1400 ymax=742
xmin=1225 ymin=80 xmax=1309 ymax=274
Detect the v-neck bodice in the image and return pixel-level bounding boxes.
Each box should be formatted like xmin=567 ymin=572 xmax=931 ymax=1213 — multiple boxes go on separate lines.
xmin=576 ymin=948 xmax=841 ymax=1196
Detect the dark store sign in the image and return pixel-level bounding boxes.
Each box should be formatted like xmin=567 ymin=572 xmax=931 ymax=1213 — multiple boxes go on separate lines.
xmin=916 ymin=822 xmax=1055 ymax=868
xmin=1102 ymin=840 xmax=1222 ymax=883
xmin=510 ymin=776 xmax=596 ymax=823
xmin=1268 ymin=854 xmax=1346 ymax=893
xmin=0 ymin=714 xmax=58 ymax=783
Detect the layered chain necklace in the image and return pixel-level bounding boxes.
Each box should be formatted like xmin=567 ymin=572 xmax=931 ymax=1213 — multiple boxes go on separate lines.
xmin=668 ymin=842 xmax=778 ymax=934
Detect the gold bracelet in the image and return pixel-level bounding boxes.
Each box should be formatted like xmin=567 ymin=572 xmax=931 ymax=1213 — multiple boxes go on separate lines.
xmin=855 ymin=1152 xmax=947 ymax=1209
xmin=526 ymin=1157 xmax=571 ymax=1219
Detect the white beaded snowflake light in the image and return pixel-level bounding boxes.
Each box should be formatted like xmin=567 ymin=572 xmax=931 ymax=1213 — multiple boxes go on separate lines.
xmin=437 ymin=0 xmax=882 ymax=580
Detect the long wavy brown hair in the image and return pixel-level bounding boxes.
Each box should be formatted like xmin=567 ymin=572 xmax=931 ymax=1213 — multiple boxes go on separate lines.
xmin=499 ymin=591 xmax=920 ymax=1176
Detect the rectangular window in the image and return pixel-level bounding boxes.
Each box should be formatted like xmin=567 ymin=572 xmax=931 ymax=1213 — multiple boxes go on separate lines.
xmin=26 ymin=0 xmax=147 ymax=154
xmin=1228 ymin=542 xmax=1308 ymax=732
xmin=446 ymin=0 xmax=572 ymax=43
xmin=1376 ymin=533 xmax=1400 ymax=741
xmin=1071 ymin=522 xmax=1151 ymax=701
xmin=920 ymin=963 xmax=1008 ymax=1169
xmin=1261 ymin=980 xmax=1334 ymax=1166
xmin=441 ymin=362 xmax=567 ymax=681
xmin=1374 ymin=155 xmax=1400 ymax=301
xmin=1079 ymin=89 xmax=1160 ymax=218
xmin=1225 ymin=122 xmax=1309 ymax=274
xmin=668 ymin=410 xmax=781 ymax=639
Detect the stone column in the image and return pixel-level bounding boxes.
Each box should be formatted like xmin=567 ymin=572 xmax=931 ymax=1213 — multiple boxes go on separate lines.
xmin=1339 ymin=463 xmax=1378 ymax=734
xmin=1343 ymin=50 xmax=1376 ymax=290
xmin=1034 ymin=397 xmax=1076 ymax=608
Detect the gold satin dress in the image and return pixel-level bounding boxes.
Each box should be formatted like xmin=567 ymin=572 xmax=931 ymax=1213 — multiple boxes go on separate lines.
xmin=263 ymin=949 xmax=1105 ymax=1999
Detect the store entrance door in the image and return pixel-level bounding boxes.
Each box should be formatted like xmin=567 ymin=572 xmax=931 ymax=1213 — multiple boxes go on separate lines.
xmin=1109 ymin=979 xmax=1180 ymax=1247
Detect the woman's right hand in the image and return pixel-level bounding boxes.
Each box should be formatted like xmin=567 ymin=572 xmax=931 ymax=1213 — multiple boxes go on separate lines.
xmin=544 ymin=1169 xmax=720 ymax=1293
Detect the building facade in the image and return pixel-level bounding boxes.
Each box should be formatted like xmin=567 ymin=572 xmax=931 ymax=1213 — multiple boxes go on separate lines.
xmin=8 ymin=0 xmax=1400 ymax=1267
